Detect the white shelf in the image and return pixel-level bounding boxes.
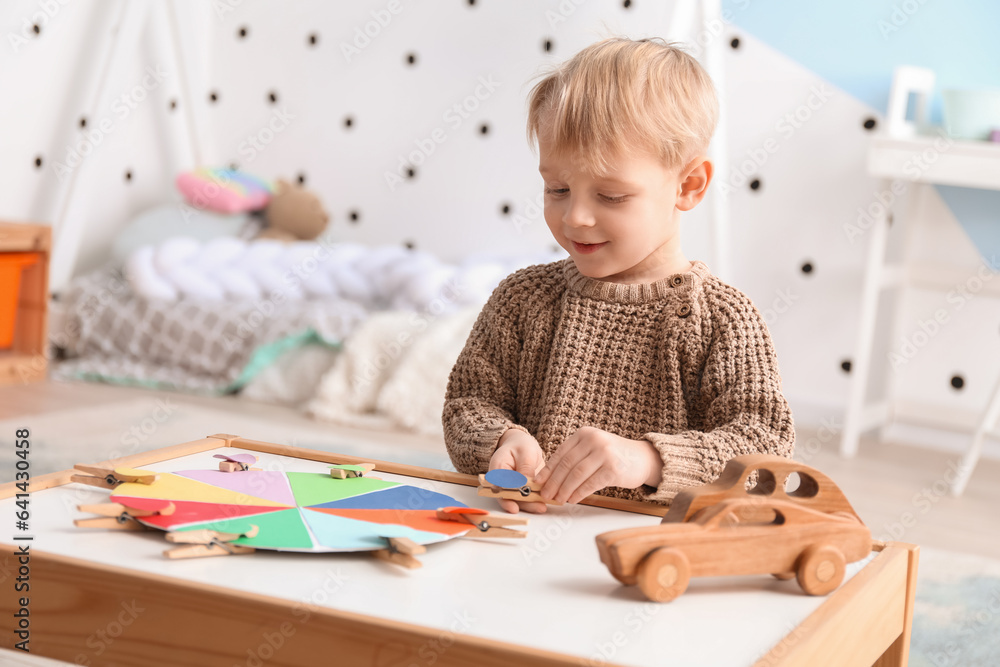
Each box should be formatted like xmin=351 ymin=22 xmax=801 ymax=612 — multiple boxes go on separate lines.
xmin=868 ymin=132 xmax=1000 ymax=191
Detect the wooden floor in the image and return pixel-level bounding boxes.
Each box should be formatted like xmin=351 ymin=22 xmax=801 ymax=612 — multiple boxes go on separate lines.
xmin=3 ymin=379 xmax=998 ymax=562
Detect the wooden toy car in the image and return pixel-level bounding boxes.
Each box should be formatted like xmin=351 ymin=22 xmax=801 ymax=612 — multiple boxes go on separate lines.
xmin=596 ymin=497 xmax=871 ymax=602
xmin=596 ymin=455 xmax=872 ymax=602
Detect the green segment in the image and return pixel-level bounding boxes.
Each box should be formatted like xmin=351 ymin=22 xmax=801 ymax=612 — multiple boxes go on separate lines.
xmin=172 ymin=508 xmax=314 ymax=550
xmin=286 ymin=472 xmax=398 ymax=507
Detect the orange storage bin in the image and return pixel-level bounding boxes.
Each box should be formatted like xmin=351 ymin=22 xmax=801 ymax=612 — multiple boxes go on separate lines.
xmin=0 ymin=252 xmax=40 ymax=349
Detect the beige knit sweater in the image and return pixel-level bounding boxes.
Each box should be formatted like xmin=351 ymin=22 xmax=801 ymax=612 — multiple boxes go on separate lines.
xmin=442 ymin=258 xmax=795 ymax=506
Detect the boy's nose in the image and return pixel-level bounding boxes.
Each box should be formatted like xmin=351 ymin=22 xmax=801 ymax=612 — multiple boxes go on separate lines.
xmin=562 ymin=198 xmax=595 ymax=228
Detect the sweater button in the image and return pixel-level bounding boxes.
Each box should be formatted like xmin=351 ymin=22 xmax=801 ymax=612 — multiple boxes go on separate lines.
xmin=676 ymin=304 xmax=691 ymax=318
xmin=670 ymin=275 xmax=684 ymax=287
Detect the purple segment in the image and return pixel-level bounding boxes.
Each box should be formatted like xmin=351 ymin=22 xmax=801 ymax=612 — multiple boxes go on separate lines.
xmin=484 ymin=468 xmax=528 ymax=489
xmin=175 ymin=470 xmax=295 ymax=506
xmin=213 ymin=453 xmax=257 ymax=466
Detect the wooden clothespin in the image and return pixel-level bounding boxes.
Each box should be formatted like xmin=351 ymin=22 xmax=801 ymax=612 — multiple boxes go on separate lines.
xmin=373 ymin=536 xmax=426 ymax=569
xmin=214 ymin=453 xmax=261 ymax=472
xmin=163 ymin=525 xmax=259 ymax=559
xmin=478 ymin=469 xmax=563 ymax=506
xmin=329 ymin=463 xmax=377 ymax=479
xmin=71 ymin=464 xmax=158 ymax=490
xmin=435 ymin=506 xmax=527 ymax=538
xmin=74 ymin=498 xmax=175 ymax=530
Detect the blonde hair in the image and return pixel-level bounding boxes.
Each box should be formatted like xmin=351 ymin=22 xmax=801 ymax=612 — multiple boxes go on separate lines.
xmin=526 ymin=37 xmax=719 ymax=175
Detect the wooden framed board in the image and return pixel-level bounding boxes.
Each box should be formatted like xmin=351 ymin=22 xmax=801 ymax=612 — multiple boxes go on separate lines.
xmin=0 ymin=434 xmax=918 ymax=666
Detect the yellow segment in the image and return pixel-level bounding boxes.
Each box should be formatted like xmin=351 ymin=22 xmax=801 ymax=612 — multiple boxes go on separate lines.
xmin=113 ymin=473 xmax=289 ymax=507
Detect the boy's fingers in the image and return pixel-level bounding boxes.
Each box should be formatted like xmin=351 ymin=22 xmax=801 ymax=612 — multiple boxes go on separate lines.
xmin=540 ymin=442 xmax=589 ymax=500
xmin=552 ymin=454 xmax=602 ymax=503
xmin=537 ymin=433 xmax=576 ymax=484
xmin=518 ymin=501 xmax=548 ymax=514
xmin=497 ymin=499 xmax=546 ymax=514
xmin=498 ymin=498 xmax=519 ymax=514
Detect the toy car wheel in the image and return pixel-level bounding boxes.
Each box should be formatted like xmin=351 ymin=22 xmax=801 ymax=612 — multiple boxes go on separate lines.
xmin=771 ymin=572 xmax=795 ymax=580
xmin=637 ymin=548 xmax=690 ymax=602
xmin=796 ymin=544 xmax=846 ymax=596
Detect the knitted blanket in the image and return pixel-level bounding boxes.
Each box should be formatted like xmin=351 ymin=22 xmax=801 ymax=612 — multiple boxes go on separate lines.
xmin=52 ymin=266 xmax=368 ymax=393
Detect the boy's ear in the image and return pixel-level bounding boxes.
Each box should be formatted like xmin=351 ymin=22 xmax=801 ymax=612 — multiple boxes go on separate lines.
xmin=675 ymin=157 xmax=713 ymax=212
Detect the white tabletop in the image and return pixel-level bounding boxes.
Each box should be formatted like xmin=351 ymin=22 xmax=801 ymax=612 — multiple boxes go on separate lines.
xmin=2 ymin=446 xmax=874 ymax=667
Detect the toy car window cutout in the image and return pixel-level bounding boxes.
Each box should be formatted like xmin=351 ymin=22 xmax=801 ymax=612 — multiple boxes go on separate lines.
xmin=784 ymin=471 xmax=820 ymax=498
xmin=744 ymin=468 xmax=776 ymax=495
xmin=710 ymin=504 xmax=786 ymax=528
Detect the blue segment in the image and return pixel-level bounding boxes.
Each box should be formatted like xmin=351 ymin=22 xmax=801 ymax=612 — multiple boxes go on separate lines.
xmin=484 ymin=468 xmax=527 ymax=489
xmin=308 ymin=485 xmax=467 ymax=511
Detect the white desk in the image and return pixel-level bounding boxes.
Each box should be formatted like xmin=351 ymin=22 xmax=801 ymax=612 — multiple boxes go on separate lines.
xmin=0 ymin=435 xmax=917 ymax=666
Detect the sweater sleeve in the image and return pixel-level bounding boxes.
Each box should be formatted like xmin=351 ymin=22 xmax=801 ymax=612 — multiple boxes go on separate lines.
xmin=442 ymin=275 xmax=531 ymax=474
xmin=638 ymin=291 xmax=795 ymax=503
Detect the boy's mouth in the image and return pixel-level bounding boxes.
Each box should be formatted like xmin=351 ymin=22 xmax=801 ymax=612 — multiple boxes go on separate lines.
xmin=572 ymin=241 xmax=608 ymax=254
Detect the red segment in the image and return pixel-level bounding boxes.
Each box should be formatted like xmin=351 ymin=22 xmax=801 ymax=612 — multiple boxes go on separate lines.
xmin=439 ymin=506 xmax=488 ymax=516
xmin=109 ymin=496 xmax=290 ymax=529
xmin=309 ymin=508 xmax=472 ymax=536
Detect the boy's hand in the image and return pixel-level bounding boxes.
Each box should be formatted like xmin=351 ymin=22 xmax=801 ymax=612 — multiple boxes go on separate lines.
xmin=536 ymin=426 xmax=663 ymax=504
xmin=488 ymin=428 xmax=548 ymax=514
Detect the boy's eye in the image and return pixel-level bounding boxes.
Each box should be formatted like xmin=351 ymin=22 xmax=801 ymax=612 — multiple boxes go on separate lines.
xmin=544 ymin=187 xmax=568 ymax=196
xmin=600 ymin=194 xmax=628 ymax=204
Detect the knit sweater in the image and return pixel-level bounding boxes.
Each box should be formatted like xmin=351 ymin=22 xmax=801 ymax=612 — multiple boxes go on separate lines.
xmin=442 ymin=258 xmax=795 ymax=506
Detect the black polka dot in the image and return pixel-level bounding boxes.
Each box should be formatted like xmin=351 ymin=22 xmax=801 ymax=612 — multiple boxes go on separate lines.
xmin=749 ymin=178 xmax=761 ymax=191
xmin=308 ymin=33 xmax=319 ymax=46
xmin=543 ymin=38 xmax=554 ymax=53
xmin=344 ymin=116 xmax=354 ymax=129
xmin=32 ymin=24 xmax=40 ymax=35
xmin=623 ymin=0 xmax=632 ymax=7
xmin=34 ymin=156 xmax=43 ymax=169
xmin=468 ymin=0 xmax=476 ymax=5
xmin=500 ymin=202 xmax=511 ymax=215
xmin=479 ymin=123 xmax=490 ymax=136
xmin=550 ymin=244 xmax=561 ymax=253
xmin=841 ymin=359 xmax=852 ymax=373
xmin=209 ymin=91 xmax=219 ymax=103
xmin=124 ymin=169 xmax=133 ymax=182
xmin=237 ymin=26 xmax=248 ymax=39
xmin=730 ymin=37 xmax=740 ymax=49
xmin=79 ymin=117 xmax=87 ymax=128
xmin=406 ymin=52 xmax=417 ymax=65
xmin=229 ymin=163 xmax=239 ymax=171
xmin=268 ymin=91 xmax=278 ymax=104
xmin=349 ymin=210 xmax=360 ymax=223
xmin=404 ymin=240 xmax=416 ymax=250
xmin=405 ymin=166 xmax=416 ymax=179
xmin=801 ymin=261 xmax=813 ymax=275
xmin=863 ymin=117 xmax=877 ymax=131
xmin=296 ymin=173 xmax=306 ymax=185
xmin=951 ymin=375 xmax=965 ymax=390
xmin=169 ymin=99 xmax=177 ymax=111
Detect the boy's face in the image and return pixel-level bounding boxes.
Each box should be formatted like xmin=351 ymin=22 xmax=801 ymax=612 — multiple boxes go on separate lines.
xmin=538 ymin=137 xmax=711 ymax=284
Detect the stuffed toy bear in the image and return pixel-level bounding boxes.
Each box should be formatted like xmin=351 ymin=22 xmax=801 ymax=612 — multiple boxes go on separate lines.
xmin=255 ymin=179 xmax=330 ymax=242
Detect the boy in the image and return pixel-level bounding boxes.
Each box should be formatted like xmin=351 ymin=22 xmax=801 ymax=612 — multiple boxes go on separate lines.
xmin=442 ymin=37 xmax=794 ymax=513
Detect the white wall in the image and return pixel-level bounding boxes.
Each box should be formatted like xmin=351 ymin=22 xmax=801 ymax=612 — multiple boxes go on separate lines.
xmin=1 ymin=0 xmax=997 ymax=458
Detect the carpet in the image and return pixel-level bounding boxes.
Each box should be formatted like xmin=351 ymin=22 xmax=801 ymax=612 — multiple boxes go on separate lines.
xmin=909 ymin=547 xmax=1000 ymax=666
